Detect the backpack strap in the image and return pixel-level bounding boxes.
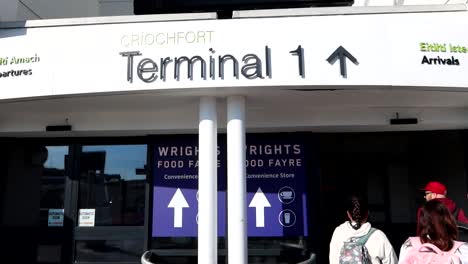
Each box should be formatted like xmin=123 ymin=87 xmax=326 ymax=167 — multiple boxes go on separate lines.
xmin=459 ymin=223 xmax=468 ymax=231
xmin=356 ymin=227 xmax=377 ymax=245
xmin=409 ymin=237 xmax=465 ymax=262
xmin=418 ymin=242 xmax=462 ymax=264
xmin=448 ymin=241 xmax=465 ymax=254
xmin=447 ymin=241 xmax=464 ymax=264
xmin=410 ymin=237 xmax=464 ymax=253
xmin=409 ymin=237 xmax=422 ymax=248
xmin=417 ymin=242 xmax=444 ymax=254
xmin=454 ymin=208 xmax=460 ymax=220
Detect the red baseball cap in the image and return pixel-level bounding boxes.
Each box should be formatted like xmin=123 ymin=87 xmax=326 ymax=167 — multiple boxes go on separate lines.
xmin=421 ymin=181 xmax=447 ymax=195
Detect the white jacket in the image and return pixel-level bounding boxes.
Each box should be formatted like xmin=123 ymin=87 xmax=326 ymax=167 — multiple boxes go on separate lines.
xmin=329 ymin=221 xmax=398 ymax=264
xmin=398 ymin=238 xmax=468 ymax=264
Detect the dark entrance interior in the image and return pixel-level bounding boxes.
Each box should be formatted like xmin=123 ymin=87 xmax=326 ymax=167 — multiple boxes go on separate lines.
xmin=0 ymin=131 xmax=467 ymax=264
xmin=316 ymin=131 xmax=468 ymax=263
xmin=0 ymin=140 xmax=148 ymax=264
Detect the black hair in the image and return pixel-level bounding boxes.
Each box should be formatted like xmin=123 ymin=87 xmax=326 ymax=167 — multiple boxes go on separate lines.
xmin=346 ymin=194 xmax=369 ymax=230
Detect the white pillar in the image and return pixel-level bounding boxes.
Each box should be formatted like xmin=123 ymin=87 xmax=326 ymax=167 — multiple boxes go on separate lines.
xmin=198 ymin=97 xmax=218 ymax=264
xmin=227 ymin=96 xmax=247 ymax=264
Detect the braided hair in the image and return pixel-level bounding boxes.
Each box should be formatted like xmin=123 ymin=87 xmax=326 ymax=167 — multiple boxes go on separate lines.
xmin=346 ymin=195 xmax=369 ymax=230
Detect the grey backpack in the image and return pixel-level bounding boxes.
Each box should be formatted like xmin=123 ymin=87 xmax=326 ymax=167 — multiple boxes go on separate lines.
xmin=339 ymin=228 xmax=377 ymax=264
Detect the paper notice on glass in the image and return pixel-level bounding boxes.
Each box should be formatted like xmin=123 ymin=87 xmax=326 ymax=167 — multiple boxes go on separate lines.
xmin=48 ymin=209 xmax=64 ymax=227
xmin=79 ymin=209 xmax=96 ymax=227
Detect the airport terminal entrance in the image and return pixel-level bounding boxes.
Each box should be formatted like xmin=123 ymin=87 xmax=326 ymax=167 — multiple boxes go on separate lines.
xmin=0 ymin=143 xmax=71 ymax=264
xmin=0 ymin=131 xmax=467 ymax=264
xmin=316 ymin=131 xmax=468 ymax=262
xmin=0 ymin=140 xmax=149 ymax=264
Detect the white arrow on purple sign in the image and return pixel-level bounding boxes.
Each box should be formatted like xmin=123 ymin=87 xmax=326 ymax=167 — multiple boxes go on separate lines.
xmin=248 ymin=187 xmax=271 ymax=228
xmin=168 ymin=188 xmax=189 ymax=228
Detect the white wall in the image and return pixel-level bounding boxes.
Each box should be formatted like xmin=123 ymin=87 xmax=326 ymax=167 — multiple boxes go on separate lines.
xmin=99 ymin=0 xmax=133 ymax=16
xmin=353 ymin=0 xmax=467 ymax=6
xmin=2 ymin=89 xmax=468 ymax=136
xmin=400 ymin=0 xmax=466 ymax=4
xmin=0 ymin=0 xmax=126 ymax=22
xmin=2 ymin=0 xmax=466 ymax=22
xmin=17 ymin=0 xmax=99 ymax=19
xmin=0 ymin=0 xmax=19 ymax=22
xmin=353 ymin=0 xmax=395 ymax=6
xmin=0 ymin=0 xmax=43 ymax=21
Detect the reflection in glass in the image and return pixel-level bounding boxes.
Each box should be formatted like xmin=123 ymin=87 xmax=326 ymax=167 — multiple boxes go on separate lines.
xmin=75 ymin=240 xmax=142 ymax=262
xmin=79 ymin=145 xmax=147 ymax=226
xmin=1 ymin=144 xmax=69 ymax=263
xmin=39 ymin=146 xmax=68 ymax=227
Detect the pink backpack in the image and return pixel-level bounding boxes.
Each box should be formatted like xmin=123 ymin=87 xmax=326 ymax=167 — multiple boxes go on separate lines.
xmin=400 ymin=237 xmax=464 ymax=264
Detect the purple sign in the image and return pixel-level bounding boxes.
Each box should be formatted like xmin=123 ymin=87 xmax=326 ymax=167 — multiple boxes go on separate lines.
xmin=152 ymin=134 xmax=308 ymax=237
xmin=246 ymin=134 xmax=308 ymax=237
xmin=152 ymin=135 xmax=226 ymax=237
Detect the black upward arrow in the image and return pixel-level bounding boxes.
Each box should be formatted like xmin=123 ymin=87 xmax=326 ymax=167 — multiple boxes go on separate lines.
xmin=326 ymin=46 xmax=359 ymax=78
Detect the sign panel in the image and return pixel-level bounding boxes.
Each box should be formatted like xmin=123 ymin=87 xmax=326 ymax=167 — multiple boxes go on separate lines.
xmin=1 ymin=11 xmax=468 ymax=100
xmin=246 ymin=134 xmax=307 ymax=237
xmin=48 ymin=208 xmax=64 ymax=227
xmin=152 ymin=136 xmax=227 ymax=237
xmin=78 ymin=208 xmax=96 ymax=227
xmin=152 ymin=133 xmax=308 ymax=237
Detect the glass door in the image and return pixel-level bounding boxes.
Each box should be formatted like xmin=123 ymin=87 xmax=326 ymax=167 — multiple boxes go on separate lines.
xmin=73 ymin=144 xmax=148 ymax=263
xmin=0 ymin=143 xmax=70 ymax=264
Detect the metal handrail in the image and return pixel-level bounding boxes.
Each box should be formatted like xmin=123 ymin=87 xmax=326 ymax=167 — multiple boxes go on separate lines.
xmin=141 ymin=250 xmax=155 ymax=264
xmin=141 ymin=250 xmax=316 ymax=264
xmin=296 ymin=252 xmax=317 ymax=264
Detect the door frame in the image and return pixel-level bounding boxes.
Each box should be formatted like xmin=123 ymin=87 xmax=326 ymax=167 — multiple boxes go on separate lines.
xmin=1 ymin=137 xmax=151 ymax=264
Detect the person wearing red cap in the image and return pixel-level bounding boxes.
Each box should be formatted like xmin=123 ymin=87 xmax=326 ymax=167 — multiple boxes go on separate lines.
xmin=419 ymin=181 xmax=468 ymax=225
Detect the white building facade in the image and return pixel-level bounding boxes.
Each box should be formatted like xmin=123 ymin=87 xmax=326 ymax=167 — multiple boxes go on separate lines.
xmin=1 ymin=2 xmax=468 ymax=264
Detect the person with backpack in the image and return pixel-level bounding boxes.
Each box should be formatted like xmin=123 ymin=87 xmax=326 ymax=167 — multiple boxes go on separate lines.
xmin=329 ymin=194 xmax=398 ymax=264
xmin=399 ymin=199 xmax=468 ymax=264
xmin=419 ymin=181 xmax=468 ymax=241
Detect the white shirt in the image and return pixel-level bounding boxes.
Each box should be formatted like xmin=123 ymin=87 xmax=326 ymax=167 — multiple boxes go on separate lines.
xmin=398 ymin=238 xmax=468 ymax=264
xmin=329 ymin=221 xmax=398 ymax=264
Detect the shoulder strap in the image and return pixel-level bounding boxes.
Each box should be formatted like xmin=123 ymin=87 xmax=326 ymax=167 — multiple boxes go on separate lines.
xmin=447 ymin=242 xmax=463 ymax=264
xmin=417 ymin=243 xmax=443 ymax=254
xmin=409 ymin=237 xmax=421 ymax=248
xmin=410 ymin=238 xmax=464 ymax=254
xmin=454 ymin=208 xmax=460 ymax=219
xmin=357 ymin=227 xmax=377 ymax=245
xmin=448 ymin=241 xmax=465 ymax=254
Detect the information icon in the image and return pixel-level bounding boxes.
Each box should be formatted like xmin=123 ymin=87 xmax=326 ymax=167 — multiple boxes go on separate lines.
xmin=277 ymin=186 xmax=295 ymax=204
